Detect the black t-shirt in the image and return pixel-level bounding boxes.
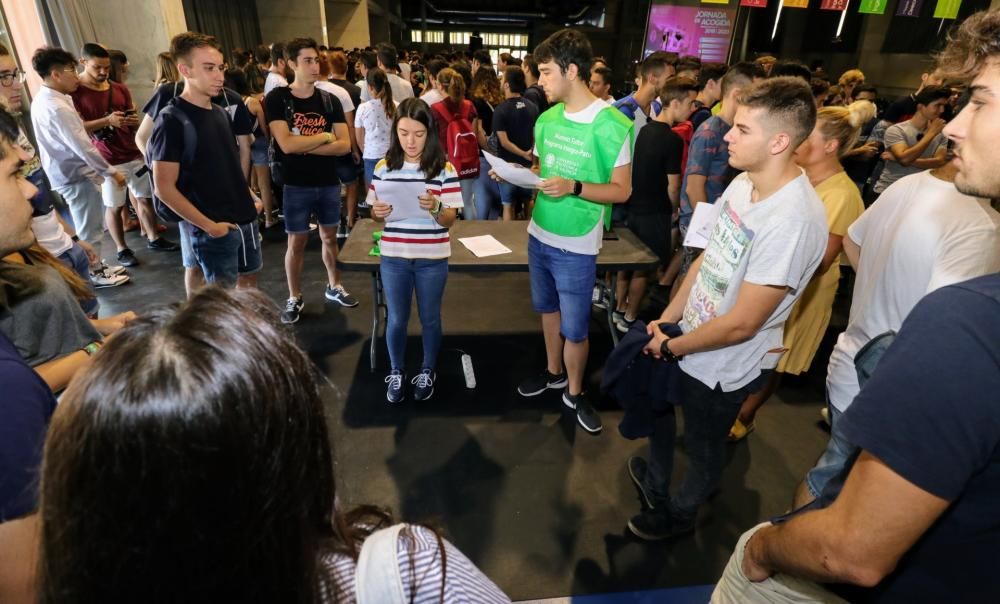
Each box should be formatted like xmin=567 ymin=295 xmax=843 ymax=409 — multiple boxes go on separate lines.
xmin=147 ymin=97 xmax=256 ymax=224
xmin=264 ymin=87 xmax=346 ymax=187
xmin=689 ymin=103 xmax=712 ymax=131
xmin=331 ymin=78 xmax=361 ymax=110
xmin=142 ymin=82 xmax=255 ymax=136
xmin=826 ymin=274 xmax=1000 ymax=603
xmin=627 ymin=121 xmax=683 ymax=216
xmin=472 ymin=98 xmax=494 ymax=136
xmin=492 ymin=96 xmax=538 ymax=167
xmin=0 ymin=331 xmax=56 ymax=522
xmin=523 ymin=84 xmax=549 ymax=115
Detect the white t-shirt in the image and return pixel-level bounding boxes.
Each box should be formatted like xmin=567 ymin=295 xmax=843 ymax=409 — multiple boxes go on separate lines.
xmin=355 ymin=99 xmax=394 ymax=159
xmin=874 ymin=120 xmax=946 ymax=193
xmin=527 ymin=99 xmax=632 ymax=256
xmin=826 ymin=170 xmax=1000 ymax=412
xmin=315 ymin=80 xmax=355 ymax=114
xmin=399 ymin=62 xmax=411 ymax=80
xmin=360 ymin=73 xmax=414 ymax=104
xmin=264 ymin=71 xmax=288 ymax=95
xmin=679 ymin=172 xmax=828 ymax=391
xmin=421 ymin=87 xmax=445 ymax=107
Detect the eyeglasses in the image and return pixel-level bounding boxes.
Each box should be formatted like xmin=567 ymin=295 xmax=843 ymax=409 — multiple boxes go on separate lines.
xmin=0 ymin=69 xmax=25 ymax=87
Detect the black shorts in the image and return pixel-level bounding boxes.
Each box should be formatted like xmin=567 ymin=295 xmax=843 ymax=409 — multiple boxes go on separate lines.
xmin=628 ymin=212 xmax=672 ymax=265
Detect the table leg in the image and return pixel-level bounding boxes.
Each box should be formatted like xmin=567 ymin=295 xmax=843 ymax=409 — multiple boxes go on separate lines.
xmin=368 ymin=270 xmax=383 ymax=372
xmin=605 ymin=278 xmax=620 ymax=346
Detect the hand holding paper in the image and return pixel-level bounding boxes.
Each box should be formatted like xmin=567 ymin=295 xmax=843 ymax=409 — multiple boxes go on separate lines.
xmin=482 ymin=150 xmax=542 ymax=189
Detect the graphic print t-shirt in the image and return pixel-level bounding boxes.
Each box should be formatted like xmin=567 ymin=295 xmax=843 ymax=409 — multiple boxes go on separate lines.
xmin=264 ymin=87 xmax=346 ymax=187
xmin=678 ymin=172 xmax=828 ymax=391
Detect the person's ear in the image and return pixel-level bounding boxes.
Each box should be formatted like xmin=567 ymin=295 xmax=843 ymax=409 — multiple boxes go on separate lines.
xmin=566 ymin=63 xmax=579 ymax=82
xmin=771 ymin=132 xmax=792 ymax=156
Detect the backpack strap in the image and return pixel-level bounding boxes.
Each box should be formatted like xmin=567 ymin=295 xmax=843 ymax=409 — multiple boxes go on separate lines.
xmin=355 ymin=524 xmax=407 ymax=604
xmin=160 ymin=101 xmax=198 ymax=167
xmin=318 ymin=89 xmax=336 ymax=116
xmin=282 ymin=88 xmax=295 ymax=129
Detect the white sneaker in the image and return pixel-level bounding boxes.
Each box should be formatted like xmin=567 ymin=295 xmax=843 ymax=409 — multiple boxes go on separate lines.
xmin=100 ymin=260 xmax=128 ymax=276
xmin=820 ymin=407 xmax=831 ymax=426
xmin=592 ymin=284 xmax=608 ymax=309
xmin=91 ymin=268 xmax=130 ymax=288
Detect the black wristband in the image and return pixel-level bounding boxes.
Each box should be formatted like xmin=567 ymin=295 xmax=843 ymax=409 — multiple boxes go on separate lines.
xmin=660 ymin=338 xmax=682 ymax=363
xmin=71 ymin=234 xmax=80 ymax=242
xmin=573 ymin=180 xmax=583 ymax=196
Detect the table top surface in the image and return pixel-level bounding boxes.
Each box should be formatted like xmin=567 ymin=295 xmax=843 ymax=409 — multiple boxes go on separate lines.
xmin=337 ymin=219 xmax=661 ymax=272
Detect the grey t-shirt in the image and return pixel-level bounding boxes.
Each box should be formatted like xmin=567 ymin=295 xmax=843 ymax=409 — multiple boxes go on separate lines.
xmin=874 ymin=120 xmax=946 ymax=194
xmin=0 ymin=263 xmax=101 ymax=367
xmin=679 ymin=172 xmax=828 ymax=391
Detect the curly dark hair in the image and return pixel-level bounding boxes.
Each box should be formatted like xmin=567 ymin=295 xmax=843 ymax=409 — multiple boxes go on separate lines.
xmin=936 ymin=10 xmax=1000 ymax=82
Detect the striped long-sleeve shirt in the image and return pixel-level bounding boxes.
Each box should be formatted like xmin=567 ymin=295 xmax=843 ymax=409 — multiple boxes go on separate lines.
xmin=367 ymin=160 xmax=462 ymax=259
xmin=317 ymin=524 xmax=511 ymax=603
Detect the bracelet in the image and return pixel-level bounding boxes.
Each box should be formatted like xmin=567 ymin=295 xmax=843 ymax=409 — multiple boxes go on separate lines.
xmin=324 ymin=132 xmax=333 ymax=144
xmin=429 ymin=198 xmax=443 ymax=216
xmin=82 ymin=341 xmax=102 ymax=356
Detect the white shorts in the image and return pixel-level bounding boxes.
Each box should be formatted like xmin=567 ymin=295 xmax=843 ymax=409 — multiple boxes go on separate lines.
xmin=101 ymin=158 xmax=153 ymax=208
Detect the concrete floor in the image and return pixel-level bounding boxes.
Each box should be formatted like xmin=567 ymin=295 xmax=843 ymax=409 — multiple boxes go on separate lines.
xmin=97 ymin=224 xmax=836 ymax=601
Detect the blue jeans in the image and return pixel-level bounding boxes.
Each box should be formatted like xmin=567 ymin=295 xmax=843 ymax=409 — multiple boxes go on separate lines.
xmin=804 ymin=402 xmax=853 ymax=498
xmin=57 ymin=244 xmax=99 ymax=316
xmin=499 ymin=181 xmax=532 ymax=207
xmin=189 ymin=221 xmax=263 ymax=287
xmin=381 ymin=255 xmax=449 ymax=372
xmin=283 ymin=184 xmax=342 ymax=234
xmin=527 ymin=235 xmax=596 ymax=343
xmin=474 ymin=169 xmax=501 ymax=220
xmin=646 ymin=370 xmax=769 ymax=523
xmin=363 ymin=158 xmax=380 ymax=189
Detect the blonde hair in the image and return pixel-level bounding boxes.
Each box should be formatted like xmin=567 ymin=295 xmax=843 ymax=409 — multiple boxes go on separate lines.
xmin=838 ymin=68 xmax=865 ymax=88
xmin=155 ymin=51 xmax=179 ymax=86
xmin=436 ymin=67 xmax=465 ymax=104
xmin=816 ymin=100 xmax=876 ymax=158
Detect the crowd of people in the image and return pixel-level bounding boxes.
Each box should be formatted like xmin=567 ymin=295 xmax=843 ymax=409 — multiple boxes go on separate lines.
xmin=1 ymin=6 xmax=1000 ymax=603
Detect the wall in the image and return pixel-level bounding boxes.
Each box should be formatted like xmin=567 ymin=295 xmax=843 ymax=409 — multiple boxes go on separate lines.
xmin=256 ymin=0 xmax=325 ymax=45
xmin=326 ymin=0 xmax=370 ymax=48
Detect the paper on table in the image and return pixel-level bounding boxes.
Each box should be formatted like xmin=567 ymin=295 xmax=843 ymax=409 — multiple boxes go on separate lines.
xmin=682 ymin=202 xmax=723 ymax=249
xmin=458 ymin=235 xmax=513 ymax=258
xmin=482 ymin=150 xmax=542 ymax=189
xmin=374 ymin=179 xmax=433 ymax=222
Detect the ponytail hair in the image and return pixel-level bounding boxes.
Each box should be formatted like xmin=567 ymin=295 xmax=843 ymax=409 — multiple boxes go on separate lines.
xmin=436 ymin=67 xmax=465 ymax=104
xmin=366 ymin=67 xmax=395 ymax=121
xmin=816 ymin=100 xmax=876 ymax=158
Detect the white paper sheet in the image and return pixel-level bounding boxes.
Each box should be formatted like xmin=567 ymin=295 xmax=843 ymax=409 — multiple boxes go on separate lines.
xmin=458 ymin=235 xmax=513 ymax=258
xmin=482 ymin=150 xmax=542 ymax=189
xmin=374 ymin=179 xmax=434 ymax=222
xmin=682 ymin=201 xmax=723 ymax=249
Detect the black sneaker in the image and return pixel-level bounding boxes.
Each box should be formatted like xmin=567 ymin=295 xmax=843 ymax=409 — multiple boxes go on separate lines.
xmin=563 ymin=392 xmax=603 ymax=434
xmin=627 ymin=509 xmax=695 ymax=541
xmin=280 ymin=296 xmax=304 ymax=324
xmin=147 ymin=237 xmax=180 ymax=251
xmin=116 ymin=248 xmax=139 ymax=267
xmin=411 ymin=368 xmax=436 ymax=401
xmin=627 ymin=456 xmax=656 ymax=509
xmin=517 ymin=369 xmax=568 ymax=397
xmin=385 ymin=370 xmax=405 ymax=403
xmin=325 ymin=284 xmax=359 ymax=307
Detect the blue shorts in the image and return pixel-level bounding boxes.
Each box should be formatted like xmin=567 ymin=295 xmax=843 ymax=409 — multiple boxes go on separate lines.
xmin=335 ymin=155 xmax=358 ymax=185
xmin=528 ymin=235 xmax=596 ymax=343
xmin=250 ymin=136 xmax=268 ymax=166
xmin=283 ymin=184 xmax=342 ymax=234
xmin=499 ymin=181 xmax=532 ymax=206
xmin=186 ymin=220 xmax=263 ymax=287
xmin=57 ymin=244 xmax=99 ymax=316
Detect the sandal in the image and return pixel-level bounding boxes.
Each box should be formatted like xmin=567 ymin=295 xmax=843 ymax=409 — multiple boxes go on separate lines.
xmin=728 ymin=418 xmax=756 ymax=442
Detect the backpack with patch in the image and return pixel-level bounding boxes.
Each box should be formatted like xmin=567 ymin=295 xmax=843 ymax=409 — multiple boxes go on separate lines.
xmin=436 ymin=101 xmax=480 ymax=179
xmin=268 ymin=87 xmax=338 ymax=187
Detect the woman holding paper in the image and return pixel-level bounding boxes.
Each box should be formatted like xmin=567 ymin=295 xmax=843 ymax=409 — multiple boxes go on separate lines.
xmin=369 ymin=98 xmax=463 ymax=404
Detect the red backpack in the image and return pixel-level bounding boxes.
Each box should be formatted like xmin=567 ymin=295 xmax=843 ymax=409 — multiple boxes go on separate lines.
xmin=438 ymin=101 xmax=480 ymax=179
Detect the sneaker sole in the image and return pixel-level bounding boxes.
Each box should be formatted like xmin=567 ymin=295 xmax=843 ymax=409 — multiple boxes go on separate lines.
xmin=626 ymin=519 xmax=695 ymax=542
xmin=627 ymin=457 xmax=656 ymax=510
xmin=325 ymin=294 xmax=359 ymax=307
xmin=413 ymin=387 xmax=434 ymax=402
xmin=519 ymin=377 xmax=569 ymax=398
xmin=576 ymin=411 xmax=603 ymax=434
xmin=93 ymin=280 xmax=129 ymax=288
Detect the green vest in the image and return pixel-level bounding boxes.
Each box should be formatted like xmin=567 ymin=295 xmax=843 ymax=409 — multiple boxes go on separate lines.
xmin=532 ymin=103 xmax=634 ymax=237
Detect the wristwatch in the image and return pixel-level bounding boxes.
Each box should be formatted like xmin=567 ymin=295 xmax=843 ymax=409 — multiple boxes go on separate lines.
xmin=573 ymin=180 xmax=583 ymax=196
xmin=660 ymin=338 xmax=683 ymax=363
xmin=429 ymin=197 xmax=442 ymax=216
xmin=82 ymin=341 xmax=102 ymax=356
xmin=324 ymin=132 xmax=333 ymax=144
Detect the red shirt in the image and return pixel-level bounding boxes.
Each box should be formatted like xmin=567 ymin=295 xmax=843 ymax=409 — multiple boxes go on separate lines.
xmin=71 ymin=81 xmax=142 ymax=165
